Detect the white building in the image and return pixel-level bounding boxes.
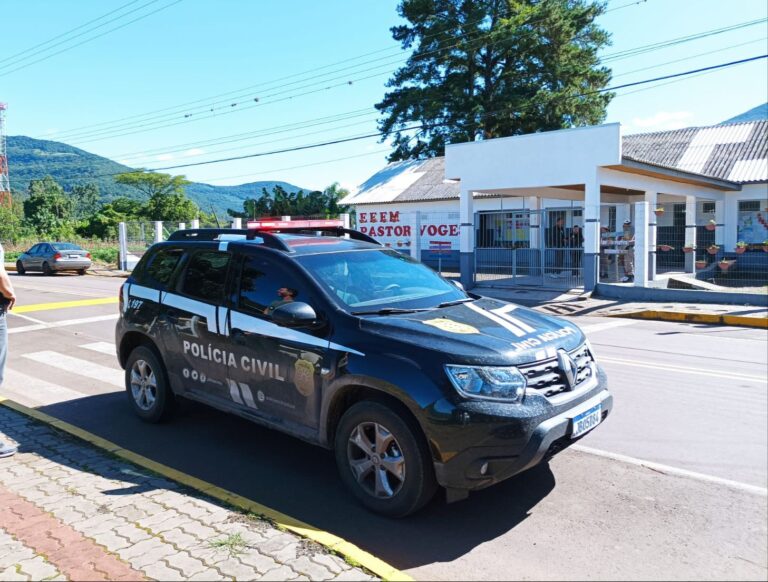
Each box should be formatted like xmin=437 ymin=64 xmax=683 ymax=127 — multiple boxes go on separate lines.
xmin=342 ymin=120 xmax=768 ymax=292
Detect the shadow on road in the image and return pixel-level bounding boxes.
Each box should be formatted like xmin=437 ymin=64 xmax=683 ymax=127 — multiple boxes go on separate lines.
xmin=37 ymin=392 xmax=556 ymax=570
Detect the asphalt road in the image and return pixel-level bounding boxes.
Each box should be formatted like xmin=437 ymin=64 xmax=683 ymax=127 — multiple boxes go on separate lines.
xmin=2 ymin=272 xmax=767 ymax=580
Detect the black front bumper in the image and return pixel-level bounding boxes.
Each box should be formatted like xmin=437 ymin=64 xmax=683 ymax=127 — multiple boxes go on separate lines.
xmin=433 ymin=389 xmax=613 ymax=492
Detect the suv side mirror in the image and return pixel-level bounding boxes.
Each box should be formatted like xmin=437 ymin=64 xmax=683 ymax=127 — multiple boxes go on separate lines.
xmin=271 ymin=302 xmax=318 ymax=327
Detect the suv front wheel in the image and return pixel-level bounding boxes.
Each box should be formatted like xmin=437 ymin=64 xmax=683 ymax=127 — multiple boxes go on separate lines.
xmin=125 ymin=346 xmax=174 ymax=422
xmin=334 ymin=400 xmax=437 ymax=517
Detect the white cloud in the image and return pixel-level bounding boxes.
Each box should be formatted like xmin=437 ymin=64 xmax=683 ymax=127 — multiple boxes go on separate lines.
xmin=156 ymin=153 xmax=174 ymax=161
xmin=627 ymin=111 xmax=694 ymax=133
xmin=183 ymin=148 xmax=205 ymax=157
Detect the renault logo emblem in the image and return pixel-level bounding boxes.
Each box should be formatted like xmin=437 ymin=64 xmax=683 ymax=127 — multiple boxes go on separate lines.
xmin=557 ymin=350 xmax=579 ymax=390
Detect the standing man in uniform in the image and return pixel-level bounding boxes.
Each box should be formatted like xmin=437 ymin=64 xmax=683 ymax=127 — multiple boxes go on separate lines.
xmin=620 ymin=219 xmax=635 ymax=283
xmin=547 ymin=216 xmax=568 ymax=278
xmin=0 ymin=239 xmax=18 ymax=457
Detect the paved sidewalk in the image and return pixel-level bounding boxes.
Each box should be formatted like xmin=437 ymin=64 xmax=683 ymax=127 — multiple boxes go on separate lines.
xmin=0 ymin=406 xmax=376 ymax=581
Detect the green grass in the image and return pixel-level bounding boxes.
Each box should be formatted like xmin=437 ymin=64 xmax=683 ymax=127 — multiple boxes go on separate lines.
xmin=208 ymin=533 xmax=248 ymax=556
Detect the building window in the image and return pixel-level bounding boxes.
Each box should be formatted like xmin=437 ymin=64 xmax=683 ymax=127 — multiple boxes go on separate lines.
xmin=702 ymin=202 xmax=716 ymax=214
xmin=737 ymin=199 xmax=768 ymax=244
xmin=608 ymin=206 xmax=616 ymax=231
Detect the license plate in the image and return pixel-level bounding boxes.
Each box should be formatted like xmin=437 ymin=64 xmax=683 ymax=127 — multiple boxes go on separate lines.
xmin=68 ymin=254 xmax=79 ymax=258
xmin=571 ymin=404 xmax=602 ymax=439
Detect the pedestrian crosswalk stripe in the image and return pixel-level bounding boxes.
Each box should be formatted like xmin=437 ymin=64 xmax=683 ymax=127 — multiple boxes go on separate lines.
xmin=22 ymin=351 xmax=124 ymax=388
xmin=8 ymin=314 xmax=119 ymax=335
xmin=3 ymin=368 xmax=97 ymax=407
xmin=80 ymin=342 xmax=117 ymax=356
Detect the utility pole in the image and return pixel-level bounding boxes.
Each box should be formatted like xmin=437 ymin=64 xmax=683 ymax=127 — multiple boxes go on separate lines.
xmin=0 ymin=103 xmax=11 ymax=208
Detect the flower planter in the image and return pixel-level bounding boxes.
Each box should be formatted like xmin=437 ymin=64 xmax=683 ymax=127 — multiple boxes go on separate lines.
xmin=718 ymin=261 xmax=735 ymax=272
xmin=707 ymin=246 xmax=720 ymax=255
xmin=735 ymin=246 xmax=747 ymax=254
xmin=705 ymin=223 xmax=716 ymax=231
xmin=683 ymin=247 xmax=695 ymax=254
xmin=658 ymin=244 xmax=673 ymax=251
xmin=695 ymin=260 xmax=708 ymax=269
xmin=654 ymin=210 xmax=665 ymax=217
xmin=763 ymin=245 xmax=768 ymax=253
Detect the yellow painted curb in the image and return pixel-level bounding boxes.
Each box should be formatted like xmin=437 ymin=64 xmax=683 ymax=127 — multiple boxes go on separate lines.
xmin=14 ymin=297 xmax=118 ymax=314
xmin=607 ymin=310 xmax=768 ymax=329
xmin=0 ymin=397 xmax=412 ymax=581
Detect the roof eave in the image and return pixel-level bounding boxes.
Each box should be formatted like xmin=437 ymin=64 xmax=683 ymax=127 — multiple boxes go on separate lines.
xmin=618 ymin=157 xmax=743 ymax=191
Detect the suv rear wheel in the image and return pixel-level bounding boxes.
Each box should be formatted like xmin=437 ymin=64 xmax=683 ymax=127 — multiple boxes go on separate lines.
xmin=125 ymin=346 xmax=174 ymax=422
xmin=334 ymin=400 xmax=437 ymax=517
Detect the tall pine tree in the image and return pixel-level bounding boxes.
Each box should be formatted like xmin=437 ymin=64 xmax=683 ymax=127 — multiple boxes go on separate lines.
xmin=377 ymin=0 xmax=613 ymax=160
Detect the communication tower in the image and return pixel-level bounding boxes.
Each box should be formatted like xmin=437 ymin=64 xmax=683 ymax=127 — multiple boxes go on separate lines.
xmin=0 ymin=103 xmax=10 ymax=208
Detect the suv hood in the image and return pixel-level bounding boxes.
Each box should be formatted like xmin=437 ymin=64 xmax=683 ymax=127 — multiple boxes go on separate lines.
xmin=357 ymin=297 xmax=584 ymax=366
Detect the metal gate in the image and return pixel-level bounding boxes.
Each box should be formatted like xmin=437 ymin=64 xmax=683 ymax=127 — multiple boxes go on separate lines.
xmin=474 ymin=208 xmax=584 ymax=289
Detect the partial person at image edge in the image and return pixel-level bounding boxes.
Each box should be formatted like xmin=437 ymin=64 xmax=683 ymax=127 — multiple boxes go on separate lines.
xmin=0 ymin=239 xmax=19 ymax=457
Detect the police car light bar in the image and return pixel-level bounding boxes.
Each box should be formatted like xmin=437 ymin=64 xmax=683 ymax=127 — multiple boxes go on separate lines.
xmin=247 ymin=219 xmax=344 ymax=230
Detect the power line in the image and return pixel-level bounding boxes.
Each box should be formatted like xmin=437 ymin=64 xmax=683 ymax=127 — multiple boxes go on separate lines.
xmin=98 ymin=54 xmax=763 ymax=177
xmin=0 ymin=0 xmax=146 ymax=65
xmin=43 ymin=0 xmax=649 ymax=141
xmin=0 ymin=0 xmax=184 ymax=78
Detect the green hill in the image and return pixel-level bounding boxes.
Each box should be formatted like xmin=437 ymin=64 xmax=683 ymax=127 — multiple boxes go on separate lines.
xmin=6 ymin=135 xmax=308 ymax=216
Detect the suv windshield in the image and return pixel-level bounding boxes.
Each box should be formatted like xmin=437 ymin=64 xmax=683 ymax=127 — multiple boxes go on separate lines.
xmin=297 ymin=249 xmax=466 ymax=311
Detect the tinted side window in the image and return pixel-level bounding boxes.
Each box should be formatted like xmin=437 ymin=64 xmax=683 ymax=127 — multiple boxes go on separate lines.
xmin=237 ymin=256 xmax=305 ymax=317
xmin=180 ymin=251 xmax=231 ymax=303
xmin=142 ymin=248 xmax=185 ymax=290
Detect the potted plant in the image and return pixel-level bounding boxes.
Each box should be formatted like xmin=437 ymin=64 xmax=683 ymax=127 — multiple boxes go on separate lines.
xmin=735 ymin=241 xmax=748 ymax=254
xmin=763 ymin=240 xmax=768 ymax=252
xmin=717 ymin=259 xmax=736 ymax=272
xmin=705 ymin=219 xmax=717 ymax=231
xmin=658 ymin=244 xmax=674 ymax=251
xmin=707 ymin=244 xmax=720 ymax=255
xmin=695 ymin=259 xmax=708 ymax=269
xmin=654 ymin=207 xmax=665 ymax=217
xmin=683 ymin=245 xmax=695 ymax=253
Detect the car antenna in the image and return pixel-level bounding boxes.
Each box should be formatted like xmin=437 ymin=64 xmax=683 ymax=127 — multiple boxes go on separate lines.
xmin=210 ymin=205 xmax=221 ymax=228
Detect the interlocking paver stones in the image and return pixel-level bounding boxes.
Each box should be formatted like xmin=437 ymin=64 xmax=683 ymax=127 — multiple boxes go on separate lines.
xmin=0 ymin=406 xmax=378 ymax=581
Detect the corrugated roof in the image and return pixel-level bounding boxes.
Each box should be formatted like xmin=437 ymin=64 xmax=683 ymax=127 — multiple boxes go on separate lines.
xmin=345 ymin=121 xmax=767 ymax=206
xmin=623 ymin=120 xmax=767 ymax=184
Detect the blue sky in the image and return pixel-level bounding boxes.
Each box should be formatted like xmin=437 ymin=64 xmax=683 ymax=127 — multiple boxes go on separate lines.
xmin=1 ymin=0 xmax=767 ymax=193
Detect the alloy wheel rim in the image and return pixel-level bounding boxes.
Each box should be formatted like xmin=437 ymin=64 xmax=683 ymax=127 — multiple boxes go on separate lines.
xmin=347 ymin=421 xmax=406 ymax=499
xmin=130 ymin=359 xmax=158 ymax=411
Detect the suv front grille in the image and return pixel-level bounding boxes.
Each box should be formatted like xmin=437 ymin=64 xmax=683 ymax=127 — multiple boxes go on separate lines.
xmin=521 ymin=344 xmax=594 ymax=399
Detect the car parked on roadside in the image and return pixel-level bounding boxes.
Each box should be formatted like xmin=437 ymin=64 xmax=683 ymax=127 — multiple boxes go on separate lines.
xmin=116 ymin=220 xmax=612 ymax=517
xmin=16 ymin=242 xmax=92 ymax=276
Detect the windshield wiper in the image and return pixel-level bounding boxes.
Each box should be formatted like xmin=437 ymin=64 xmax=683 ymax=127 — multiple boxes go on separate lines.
xmin=351 ymin=307 xmax=434 ymax=316
xmin=437 ymin=298 xmax=475 ymax=308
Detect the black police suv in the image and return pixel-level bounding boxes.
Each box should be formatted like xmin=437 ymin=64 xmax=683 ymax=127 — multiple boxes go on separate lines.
xmin=116 ymin=222 xmax=612 ymax=517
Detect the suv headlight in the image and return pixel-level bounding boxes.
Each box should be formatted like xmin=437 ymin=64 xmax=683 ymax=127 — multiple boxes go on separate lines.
xmin=445 ymin=365 xmax=527 ymax=403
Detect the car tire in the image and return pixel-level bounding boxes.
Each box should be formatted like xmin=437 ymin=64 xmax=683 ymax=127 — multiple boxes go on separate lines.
xmin=78 ymin=268 xmax=87 ymax=276
xmin=125 ymin=346 xmax=175 ymax=423
xmin=334 ymin=400 xmax=437 ymax=517
xmin=42 ymin=262 xmax=53 ymax=276
xmin=15 ymin=261 xmax=25 ymax=275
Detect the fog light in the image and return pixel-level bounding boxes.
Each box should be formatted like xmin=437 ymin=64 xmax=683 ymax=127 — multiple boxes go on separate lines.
xmin=480 ymin=462 xmax=489 ymax=476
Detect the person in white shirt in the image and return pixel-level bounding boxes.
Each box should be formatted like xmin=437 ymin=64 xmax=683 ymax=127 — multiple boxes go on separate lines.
xmin=0 ymin=240 xmax=18 ymax=457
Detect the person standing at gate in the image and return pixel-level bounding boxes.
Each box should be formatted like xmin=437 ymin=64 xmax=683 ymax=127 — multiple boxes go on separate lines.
xmin=570 ymin=224 xmax=584 ymax=276
xmin=547 ymin=217 xmax=568 ymax=277
xmin=0 ymin=239 xmax=19 ymax=457
xmin=620 ymin=219 xmax=635 ymax=282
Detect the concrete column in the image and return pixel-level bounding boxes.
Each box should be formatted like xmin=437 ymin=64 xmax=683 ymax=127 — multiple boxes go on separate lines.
xmin=459 ymin=188 xmax=475 ymax=289
xmin=178 ymin=222 xmax=186 ymax=231
xmin=714 ymin=200 xmax=725 ymax=247
xmin=684 ymin=195 xmax=697 ymax=273
xmin=191 ymin=219 xmax=200 ymax=229
xmin=644 ymin=191 xmax=657 ymax=280
xmin=232 ymin=218 xmax=242 ymax=229
xmin=634 ymin=201 xmax=649 ymax=287
xmin=341 ymin=213 xmax=351 ymax=229
xmin=583 ymin=171 xmax=601 ymax=291
xmin=526 ymin=197 xmax=540 ymax=249
xmin=410 ymin=211 xmax=422 ymax=260
xmin=154 ymin=221 xmax=163 ymax=244
xmin=118 ymin=222 xmax=128 ymax=271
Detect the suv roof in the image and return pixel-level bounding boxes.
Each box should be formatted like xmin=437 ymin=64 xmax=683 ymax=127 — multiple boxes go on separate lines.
xmin=165 ymin=227 xmax=383 ymax=256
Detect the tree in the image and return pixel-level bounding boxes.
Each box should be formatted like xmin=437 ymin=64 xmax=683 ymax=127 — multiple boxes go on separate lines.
xmin=71 ymin=183 xmax=101 ymax=220
xmin=376 ymin=0 xmax=613 ymax=160
xmin=114 ymin=171 xmax=199 ymax=222
xmin=78 ymin=197 xmax=143 ymax=239
xmin=227 ymin=183 xmax=351 ymax=219
xmin=23 ymin=176 xmax=75 ymax=238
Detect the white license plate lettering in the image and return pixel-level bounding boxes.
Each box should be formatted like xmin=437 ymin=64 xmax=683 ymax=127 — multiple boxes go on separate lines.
xmin=571 ymin=404 xmax=602 ymax=439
